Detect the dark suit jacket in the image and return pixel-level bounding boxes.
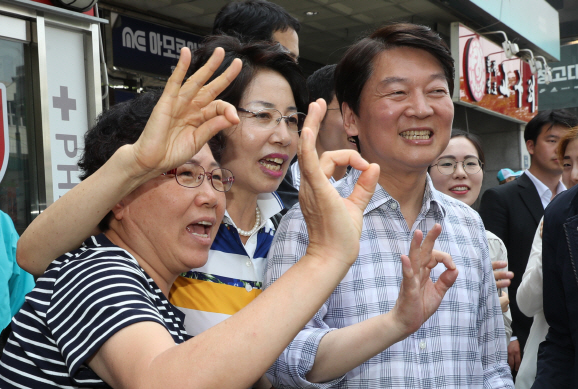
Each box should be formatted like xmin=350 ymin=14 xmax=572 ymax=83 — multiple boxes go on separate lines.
xmin=479 ymin=172 xmax=543 ymax=351
xmin=532 ymin=184 xmax=578 ymax=388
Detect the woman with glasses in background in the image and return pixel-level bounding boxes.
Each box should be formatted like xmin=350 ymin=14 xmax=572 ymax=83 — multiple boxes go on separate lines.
xmin=429 ymin=129 xmax=513 ymax=344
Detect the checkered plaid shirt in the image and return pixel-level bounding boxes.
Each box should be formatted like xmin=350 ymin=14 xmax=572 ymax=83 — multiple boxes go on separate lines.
xmin=264 ymin=169 xmax=514 ymax=388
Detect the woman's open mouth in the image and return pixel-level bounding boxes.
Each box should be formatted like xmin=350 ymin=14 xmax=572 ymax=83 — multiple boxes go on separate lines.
xmin=186 ymin=220 xmax=213 ymax=238
xmin=258 ymin=157 xmax=284 ymax=172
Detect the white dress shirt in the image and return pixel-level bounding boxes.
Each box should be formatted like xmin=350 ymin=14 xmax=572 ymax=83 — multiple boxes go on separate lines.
xmin=515 ymin=219 xmax=548 ymax=389
xmin=524 ymin=170 xmax=566 ymax=209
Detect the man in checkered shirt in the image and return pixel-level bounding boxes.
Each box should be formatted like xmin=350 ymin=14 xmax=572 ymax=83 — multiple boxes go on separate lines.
xmin=264 ymin=22 xmax=514 ymax=389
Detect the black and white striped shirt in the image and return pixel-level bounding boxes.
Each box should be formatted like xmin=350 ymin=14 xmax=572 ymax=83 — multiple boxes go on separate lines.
xmin=0 ymin=234 xmax=190 ymax=388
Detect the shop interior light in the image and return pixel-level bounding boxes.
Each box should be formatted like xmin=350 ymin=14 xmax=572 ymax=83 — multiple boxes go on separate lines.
xmin=52 ymin=0 xmax=97 ymax=13
xmin=518 ymin=49 xmax=538 ymax=74
xmin=536 ymin=56 xmax=553 ymax=84
xmin=485 ymin=31 xmax=520 ymax=59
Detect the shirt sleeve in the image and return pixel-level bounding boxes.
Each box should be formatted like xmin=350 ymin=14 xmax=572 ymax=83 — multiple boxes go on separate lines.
xmin=47 ymin=255 xmax=169 ymax=382
xmin=264 ymin=206 xmax=344 ymax=389
xmin=517 ymin=219 xmax=543 ymax=318
xmin=474 ymin=215 xmax=515 ymax=388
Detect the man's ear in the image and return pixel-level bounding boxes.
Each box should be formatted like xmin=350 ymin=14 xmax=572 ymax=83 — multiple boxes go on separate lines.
xmin=342 ymin=102 xmax=359 ymax=137
xmin=111 ymin=200 xmax=126 ymax=221
xmin=526 ymin=139 xmax=535 ymax=156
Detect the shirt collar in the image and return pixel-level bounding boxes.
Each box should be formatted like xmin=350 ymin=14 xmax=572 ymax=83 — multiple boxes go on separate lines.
xmin=223 ymin=191 xmax=284 ymax=226
xmin=524 ymin=169 xmax=566 ymax=204
xmin=338 ymin=169 xmax=446 ymax=219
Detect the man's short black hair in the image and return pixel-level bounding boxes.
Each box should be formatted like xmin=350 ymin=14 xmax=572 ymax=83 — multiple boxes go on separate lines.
xmin=213 ymin=0 xmax=300 ymax=43
xmin=524 ymin=109 xmax=578 ymax=144
xmin=307 ymin=64 xmax=336 ymax=105
xmin=335 ymin=22 xmax=454 ymax=117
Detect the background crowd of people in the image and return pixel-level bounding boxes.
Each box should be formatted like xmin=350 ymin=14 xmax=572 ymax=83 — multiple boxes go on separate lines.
xmin=0 ymin=1 xmax=577 ymax=388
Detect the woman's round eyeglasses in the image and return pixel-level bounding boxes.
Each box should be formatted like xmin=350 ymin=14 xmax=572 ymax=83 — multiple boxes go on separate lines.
xmin=237 ymin=107 xmax=306 ymax=133
xmin=431 ymin=157 xmax=484 ymax=175
xmin=163 ymin=163 xmax=234 ymax=192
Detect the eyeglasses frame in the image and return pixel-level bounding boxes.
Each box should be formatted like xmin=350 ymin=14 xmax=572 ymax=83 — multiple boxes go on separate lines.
xmin=162 ymin=163 xmax=235 ymax=192
xmin=431 ymin=157 xmax=484 ymax=176
xmin=236 ymin=107 xmax=306 ymax=133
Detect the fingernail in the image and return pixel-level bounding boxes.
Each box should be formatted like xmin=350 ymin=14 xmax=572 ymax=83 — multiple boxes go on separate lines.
xmin=506 ymin=272 xmax=514 ymax=278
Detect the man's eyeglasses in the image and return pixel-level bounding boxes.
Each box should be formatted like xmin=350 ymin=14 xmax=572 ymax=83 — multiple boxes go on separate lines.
xmin=163 ymin=163 xmax=234 ymax=192
xmin=431 ymin=157 xmax=483 ymax=175
xmin=237 ymin=107 xmax=306 ymax=133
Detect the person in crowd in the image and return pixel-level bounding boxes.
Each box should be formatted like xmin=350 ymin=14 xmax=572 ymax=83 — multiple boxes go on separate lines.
xmin=479 ymin=109 xmax=578 ymax=375
xmin=531 ymin=136 xmax=578 ymax=388
xmin=213 ymin=0 xmax=301 ymax=208
xmin=0 ymin=210 xmax=34 ymax=350
xmin=429 ymin=129 xmax=513 ymax=343
xmin=515 ymin=126 xmax=578 ymax=389
xmin=0 ymin=45 xmax=457 ymax=389
xmin=497 ymin=168 xmax=523 ymax=185
xmin=17 ymin=35 xmax=306 ymax=388
xmin=213 ymin=0 xmax=299 ymax=59
xmin=171 ymin=36 xmax=307 ymax=337
xmin=265 ymin=22 xmax=513 ymax=388
xmin=290 ymin=64 xmax=357 ymax=190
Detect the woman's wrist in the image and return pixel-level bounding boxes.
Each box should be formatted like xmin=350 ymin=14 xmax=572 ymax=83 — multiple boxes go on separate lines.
xmin=111 ymin=144 xmax=163 ymax=189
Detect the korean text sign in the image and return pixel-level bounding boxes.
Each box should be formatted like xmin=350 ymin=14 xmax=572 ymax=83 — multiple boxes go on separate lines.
xmin=112 ymin=14 xmax=204 ymax=77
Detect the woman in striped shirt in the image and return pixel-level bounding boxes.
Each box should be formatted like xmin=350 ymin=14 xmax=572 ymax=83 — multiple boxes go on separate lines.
xmin=0 ymin=44 xmax=398 ymax=388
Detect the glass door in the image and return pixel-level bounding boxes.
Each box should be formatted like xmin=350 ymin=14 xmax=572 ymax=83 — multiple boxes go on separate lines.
xmin=0 ymin=36 xmax=40 ymax=234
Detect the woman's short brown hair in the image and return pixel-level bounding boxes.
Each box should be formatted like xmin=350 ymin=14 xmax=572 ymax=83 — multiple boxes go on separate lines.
xmin=557 ymin=126 xmax=578 ymax=163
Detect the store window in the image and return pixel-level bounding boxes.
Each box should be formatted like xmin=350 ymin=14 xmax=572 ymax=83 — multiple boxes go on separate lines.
xmin=0 ymin=37 xmax=40 ymax=234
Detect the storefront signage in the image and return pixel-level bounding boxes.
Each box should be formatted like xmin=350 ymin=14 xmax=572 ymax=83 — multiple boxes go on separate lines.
xmin=112 ymin=14 xmax=204 ymax=77
xmin=452 ymin=23 xmax=538 ymax=122
xmin=46 ymin=26 xmax=89 ymax=200
xmin=0 ymin=83 xmax=9 ymax=183
xmin=538 ymin=44 xmax=578 ymax=111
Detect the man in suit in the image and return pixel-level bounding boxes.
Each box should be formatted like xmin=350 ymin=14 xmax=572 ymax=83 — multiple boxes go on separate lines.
xmin=532 ymin=183 xmax=578 ymax=388
xmin=479 ymin=109 xmax=578 ymax=376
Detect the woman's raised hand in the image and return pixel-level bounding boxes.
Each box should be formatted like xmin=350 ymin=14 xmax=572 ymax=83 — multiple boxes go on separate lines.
xmin=297 ymin=98 xmax=380 ymax=266
xmin=128 ymin=47 xmax=242 ymax=178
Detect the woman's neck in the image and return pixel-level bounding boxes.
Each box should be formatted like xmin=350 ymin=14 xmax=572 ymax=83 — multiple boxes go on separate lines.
xmin=104 ymin=229 xmax=176 ymax=297
xmin=225 ymin=187 xmax=260 ymax=233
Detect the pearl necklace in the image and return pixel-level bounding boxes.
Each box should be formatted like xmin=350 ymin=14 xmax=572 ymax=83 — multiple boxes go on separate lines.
xmin=237 ymin=207 xmax=261 ymax=237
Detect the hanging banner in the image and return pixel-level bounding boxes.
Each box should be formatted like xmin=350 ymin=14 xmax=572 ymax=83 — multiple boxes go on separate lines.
xmin=0 ymin=84 xmax=9 ymax=184
xmin=452 ymin=23 xmax=538 ymax=122
xmin=111 ymin=14 xmax=204 ymax=77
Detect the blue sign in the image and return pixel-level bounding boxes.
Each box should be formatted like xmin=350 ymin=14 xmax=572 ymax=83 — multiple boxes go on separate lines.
xmin=111 ymin=15 xmax=204 ymax=77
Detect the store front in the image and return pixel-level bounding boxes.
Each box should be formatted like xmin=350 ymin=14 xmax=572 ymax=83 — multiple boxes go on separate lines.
xmin=0 ymin=1 xmax=104 ymax=233
xmin=450 ymin=23 xmax=539 ymax=196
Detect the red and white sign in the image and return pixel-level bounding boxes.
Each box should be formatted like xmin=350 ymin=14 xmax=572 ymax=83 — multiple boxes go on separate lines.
xmin=453 ymin=24 xmax=537 ymax=122
xmin=464 ymin=37 xmax=486 ymax=102
xmin=0 ymin=84 xmax=10 ymax=183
